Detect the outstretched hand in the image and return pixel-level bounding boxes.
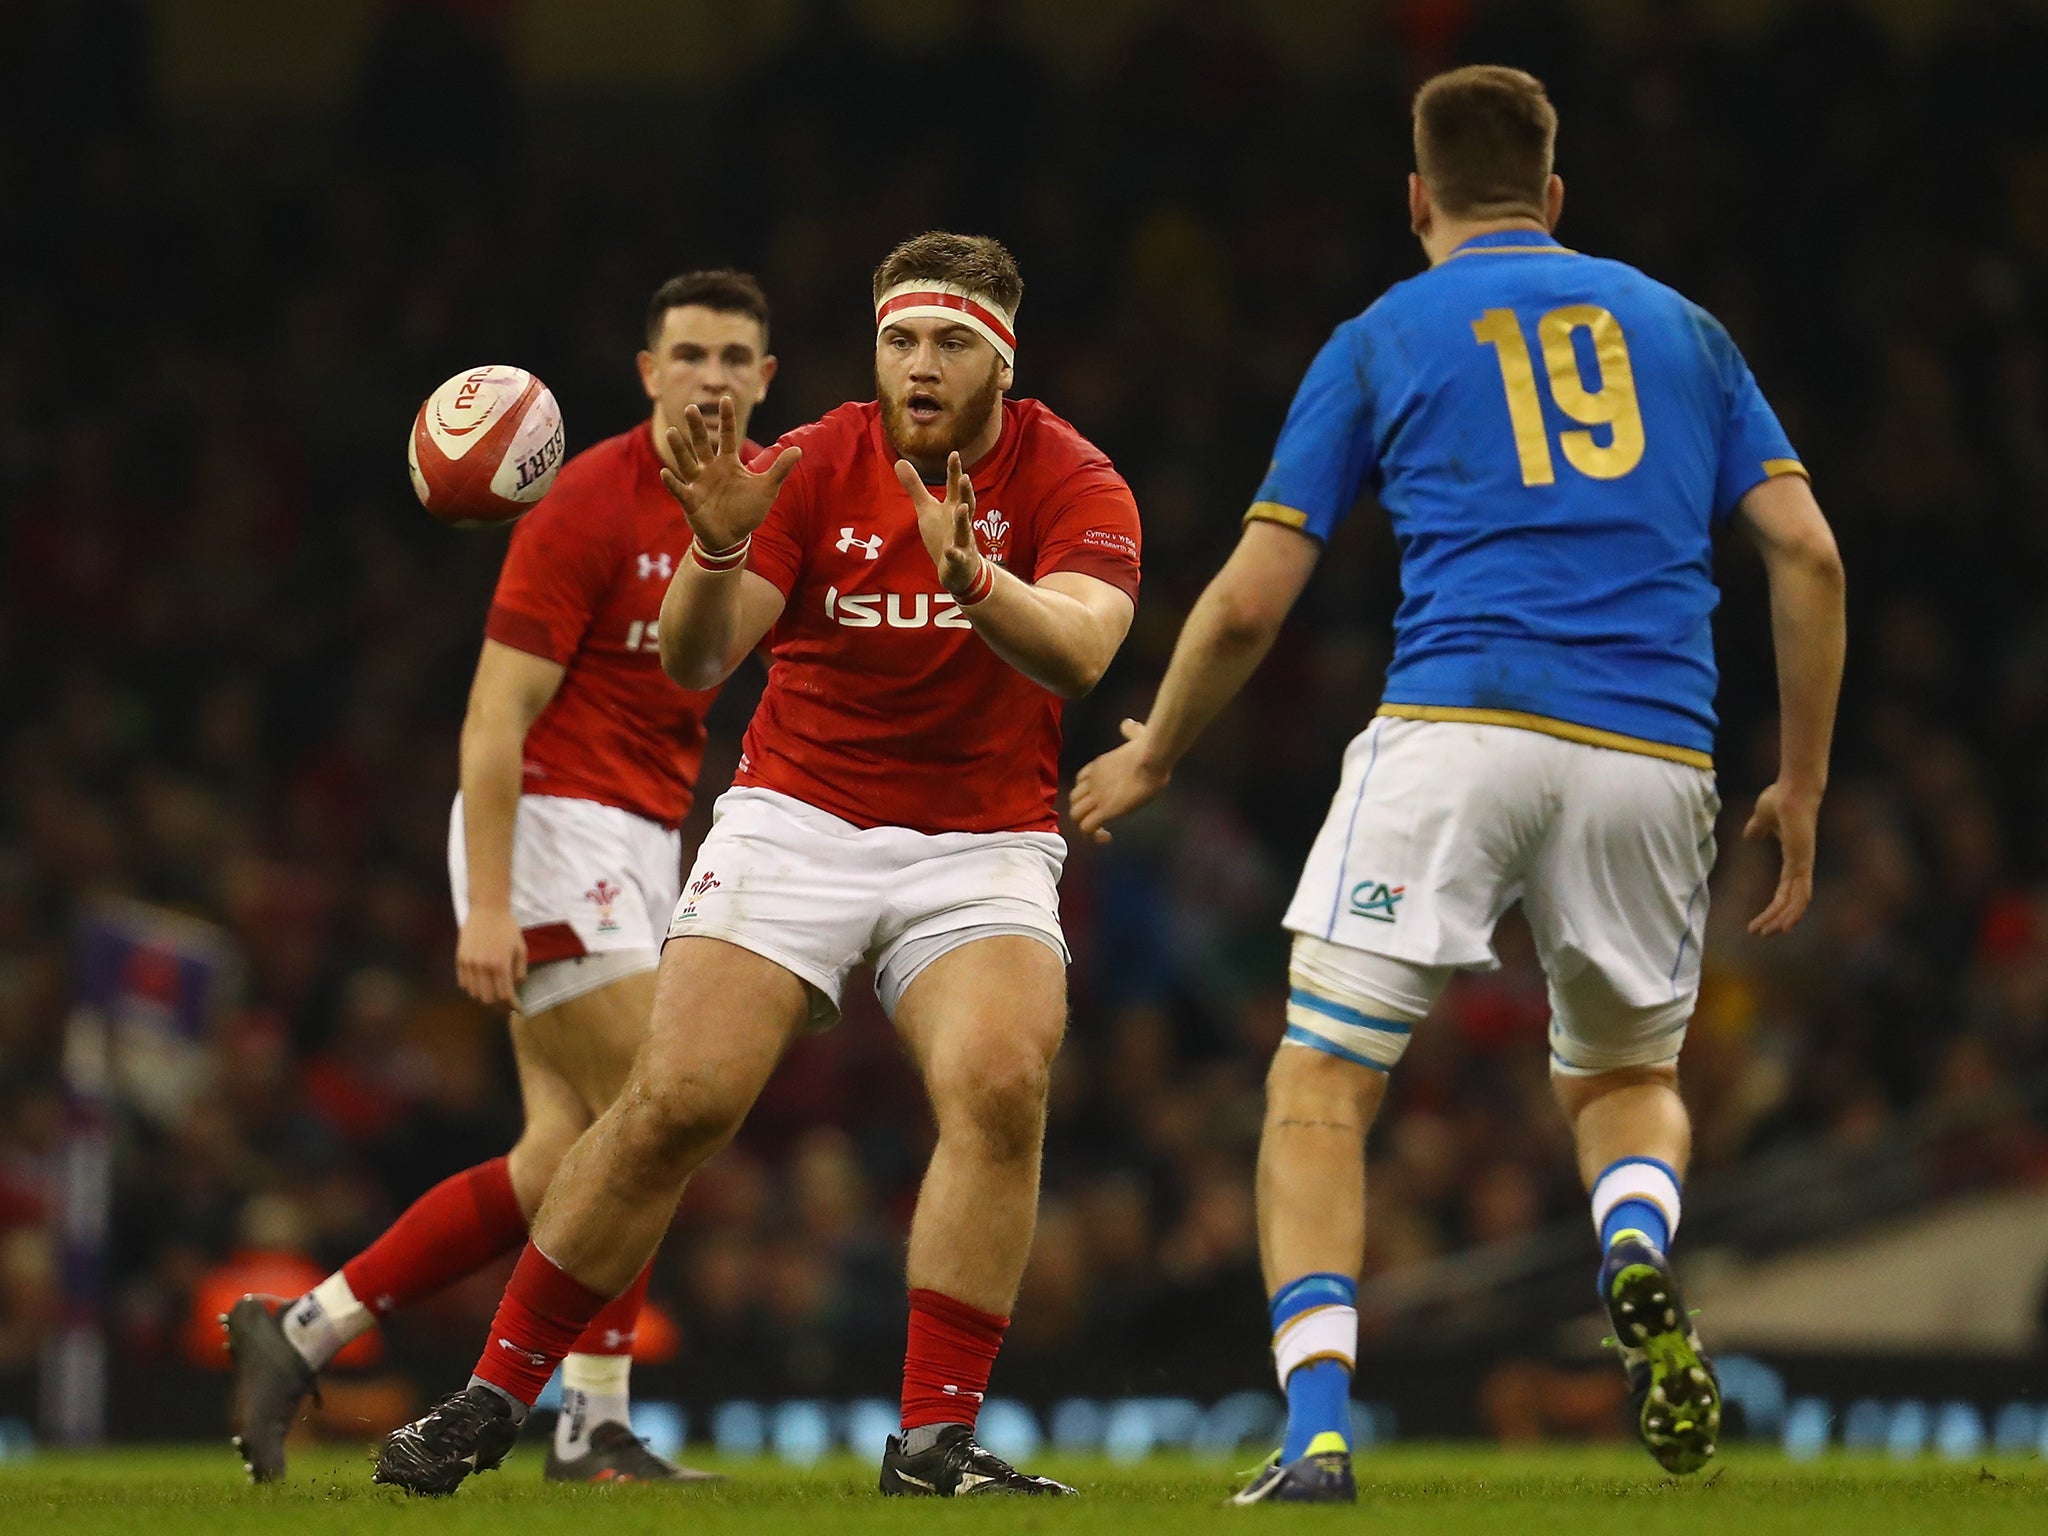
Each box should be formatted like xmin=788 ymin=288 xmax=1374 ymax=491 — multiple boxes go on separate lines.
xmin=894 ymin=452 xmax=983 ymax=595
xmin=1744 ymin=780 xmax=1821 ymax=935
xmin=659 ymin=396 xmax=800 ymax=551
xmin=1071 ymin=718 xmax=1171 ymax=844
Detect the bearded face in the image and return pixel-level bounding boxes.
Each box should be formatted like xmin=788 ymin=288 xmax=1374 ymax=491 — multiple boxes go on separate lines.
xmin=875 ymin=318 xmax=1010 ymax=467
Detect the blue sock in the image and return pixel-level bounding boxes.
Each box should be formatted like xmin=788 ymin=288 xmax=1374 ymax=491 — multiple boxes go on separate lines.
xmin=1270 ymin=1272 xmax=1356 ymax=1462
xmin=1601 ymin=1197 xmax=1671 ymax=1253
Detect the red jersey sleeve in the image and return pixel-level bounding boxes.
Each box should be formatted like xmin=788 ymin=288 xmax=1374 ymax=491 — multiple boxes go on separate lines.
xmin=1033 ymin=463 xmax=1142 ymax=601
xmin=743 ymin=435 xmax=813 ymax=598
xmin=484 ymin=471 xmax=623 ymax=664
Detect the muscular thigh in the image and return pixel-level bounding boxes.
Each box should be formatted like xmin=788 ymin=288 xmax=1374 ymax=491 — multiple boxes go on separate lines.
xmin=627 ymin=935 xmax=812 ymax=1113
xmin=893 ymin=935 xmax=1067 ymax=1095
xmin=517 ymin=966 xmax=661 ymax=1118
xmin=507 ymin=1001 xmax=626 ymax=1215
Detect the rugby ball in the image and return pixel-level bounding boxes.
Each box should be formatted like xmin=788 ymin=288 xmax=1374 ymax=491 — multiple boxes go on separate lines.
xmin=408 ymin=365 xmax=565 ymax=525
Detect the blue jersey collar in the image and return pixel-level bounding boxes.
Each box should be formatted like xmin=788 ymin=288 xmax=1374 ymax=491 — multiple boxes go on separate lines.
xmin=1446 ymin=228 xmax=1568 ymax=258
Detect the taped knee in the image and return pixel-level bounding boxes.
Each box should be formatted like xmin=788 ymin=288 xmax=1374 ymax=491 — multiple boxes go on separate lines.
xmin=1546 ymin=966 xmax=1692 ymax=1077
xmin=1282 ymin=936 xmax=1440 ymax=1073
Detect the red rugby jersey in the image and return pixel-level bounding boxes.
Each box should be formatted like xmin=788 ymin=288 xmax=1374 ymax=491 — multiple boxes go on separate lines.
xmin=736 ymin=398 xmax=1142 ymax=835
xmin=483 ymin=422 xmax=733 ymax=829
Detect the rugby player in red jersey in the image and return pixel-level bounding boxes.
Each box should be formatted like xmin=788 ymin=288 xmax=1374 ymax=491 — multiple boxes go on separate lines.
xmin=226 ymin=271 xmax=778 ymax=1485
xmin=375 ymin=232 xmax=1141 ymax=1498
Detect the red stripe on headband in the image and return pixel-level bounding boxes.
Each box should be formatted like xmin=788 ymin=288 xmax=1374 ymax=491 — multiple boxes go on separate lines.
xmin=875 ymin=290 xmax=1017 ymax=350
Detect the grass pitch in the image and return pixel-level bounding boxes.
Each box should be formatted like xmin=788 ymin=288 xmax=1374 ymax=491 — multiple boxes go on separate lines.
xmin=3 ymin=1444 xmax=2042 ymax=1535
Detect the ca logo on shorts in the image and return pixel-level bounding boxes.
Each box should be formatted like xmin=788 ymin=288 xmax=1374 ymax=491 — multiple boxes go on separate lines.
xmin=1347 ymin=880 xmax=1405 ymax=923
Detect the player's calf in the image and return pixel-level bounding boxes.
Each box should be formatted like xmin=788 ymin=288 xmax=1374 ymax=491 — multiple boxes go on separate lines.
xmin=1556 ymin=1059 xmax=1716 ymax=1475
xmin=1254 ymin=939 xmax=1433 ymax=1483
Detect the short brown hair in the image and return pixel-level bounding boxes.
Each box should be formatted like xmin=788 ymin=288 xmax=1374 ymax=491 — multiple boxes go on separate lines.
xmin=644 ymin=269 xmax=771 ymax=350
xmin=871 ymin=232 xmax=1023 ymax=315
xmin=1412 ymin=65 xmax=1557 ymax=221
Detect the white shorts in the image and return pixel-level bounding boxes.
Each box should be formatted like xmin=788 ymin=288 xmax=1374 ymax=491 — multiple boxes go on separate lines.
xmin=449 ymin=793 xmax=681 ymax=1015
xmin=1283 ymin=717 xmax=1718 ymax=1074
xmin=666 ymin=786 xmax=1069 ymax=1025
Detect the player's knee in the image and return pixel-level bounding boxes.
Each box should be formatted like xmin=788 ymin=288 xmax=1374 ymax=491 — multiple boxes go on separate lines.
xmin=1282 ymin=936 xmax=1436 ymax=1082
xmin=1546 ymin=974 xmax=1690 ymax=1098
xmin=1266 ymin=1036 xmax=1389 ymax=1125
xmin=930 ymin=1041 xmax=1051 ymax=1164
xmin=613 ymin=1067 xmax=751 ymax=1174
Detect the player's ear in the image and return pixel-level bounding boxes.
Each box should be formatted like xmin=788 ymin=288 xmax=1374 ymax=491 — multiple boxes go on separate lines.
xmin=636 ymin=349 xmax=659 ymax=402
xmin=1545 ymin=174 xmax=1565 ymax=231
xmin=996 ymin=359 xmax=1015 ymax=393
xmin=757 ymin=353 xmax=779 ymax=398
xmin=1408 ymin=172 xmax=1431 ymax=238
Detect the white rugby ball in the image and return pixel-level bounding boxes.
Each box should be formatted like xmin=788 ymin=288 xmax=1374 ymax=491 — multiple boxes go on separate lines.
xmin=408 ymin=365 xmax=565 ymax=525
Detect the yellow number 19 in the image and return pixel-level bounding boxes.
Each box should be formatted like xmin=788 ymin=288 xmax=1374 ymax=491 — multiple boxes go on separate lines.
xmin=1472 ymin=305 xmax=1645 ymax=486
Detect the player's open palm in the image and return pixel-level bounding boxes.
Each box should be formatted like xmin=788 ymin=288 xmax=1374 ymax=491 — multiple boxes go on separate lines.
xmin=1743 ymin=780 xmax=1821 ymax=935
xmin=1072 ymin=718 xmax=1171 ymax=844
xmin=659 ymin=395 xmax=800 ymax=550
xmin=456 ymin=905 xmax=527 ymax=1007
xmin=895 ymin=452 xmax=981 ymax=594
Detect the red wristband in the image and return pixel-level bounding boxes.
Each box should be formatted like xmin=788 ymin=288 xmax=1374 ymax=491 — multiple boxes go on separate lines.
xmin=690 ymin=533 xmax=751 ymax=571
xmin=956 ymin=557 xmax=996 ymax=607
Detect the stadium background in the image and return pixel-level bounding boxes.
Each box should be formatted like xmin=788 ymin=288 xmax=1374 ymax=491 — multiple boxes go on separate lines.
xmin=3 ymin=0 xmax=2048 ymax=1464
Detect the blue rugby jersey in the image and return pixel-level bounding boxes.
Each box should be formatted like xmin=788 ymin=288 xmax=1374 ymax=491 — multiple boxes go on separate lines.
xmin=1250 ymin=229 xmax=1804 ymax=765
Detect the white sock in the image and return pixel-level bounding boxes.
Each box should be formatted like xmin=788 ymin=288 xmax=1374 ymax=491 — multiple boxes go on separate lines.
xmin=1590 ymin=1158 xmax=1682 ymax=1253
xmin=555 ymin=1352 xmax=632 ymax=1458
xmin=281 ymin=1273 xmax=375 ymax=1370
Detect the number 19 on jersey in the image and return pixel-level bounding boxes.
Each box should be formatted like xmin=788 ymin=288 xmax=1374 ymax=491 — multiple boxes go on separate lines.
xmin=1474 ymin=305 xmax=1645 ymax=486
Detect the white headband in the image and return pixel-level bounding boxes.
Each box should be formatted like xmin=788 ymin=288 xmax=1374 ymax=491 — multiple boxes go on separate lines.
xmin=875 ymin=280 xmax=1016 ymax=365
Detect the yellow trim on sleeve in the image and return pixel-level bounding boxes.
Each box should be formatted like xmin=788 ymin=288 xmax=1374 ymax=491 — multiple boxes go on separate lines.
xmin=1374 ymin=703 xmax=1713 ymax=770
xmin=1445 ymin=244 xmax=1578 ymax=260
xmin=1762 ymin=458 xmax=1808 ymax=480
xmin=1244 ymin=501 xmax=1310 ymax=530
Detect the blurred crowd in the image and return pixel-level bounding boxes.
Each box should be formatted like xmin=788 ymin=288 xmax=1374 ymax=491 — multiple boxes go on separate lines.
xmin=5 ymin=0 xmax=2048 ymax=1399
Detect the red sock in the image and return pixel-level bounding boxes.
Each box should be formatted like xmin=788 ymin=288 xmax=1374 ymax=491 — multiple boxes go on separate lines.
xmin=341 ymin=1156 xmax=527 ymax=1316
xmin=569 ymin=1260 xmax=652 ymax=1355
xmin=471 ymin=1243 xmax=610 ymax=1405
xmin=900 ymin=1288 xmax=1008 ymax=1431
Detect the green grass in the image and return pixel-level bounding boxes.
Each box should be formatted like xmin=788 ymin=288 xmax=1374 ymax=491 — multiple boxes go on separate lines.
xmin=2 ymin=1445 xmax=2042 ymax=1535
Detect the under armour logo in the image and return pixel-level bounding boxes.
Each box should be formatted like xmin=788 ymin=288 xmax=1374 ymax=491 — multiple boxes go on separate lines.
xmin=496 ymin=1338 xmax=549 ymax=1366
xmin=837 ymin=527 xmax=883 ymax=559
xmin=637 ymin=552 xmax=673 ymax=580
